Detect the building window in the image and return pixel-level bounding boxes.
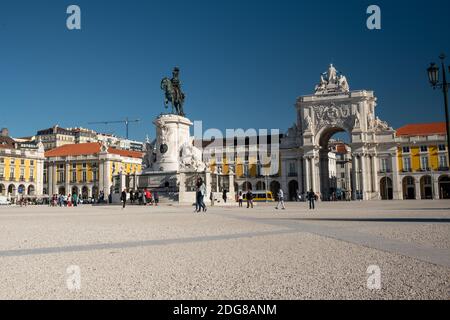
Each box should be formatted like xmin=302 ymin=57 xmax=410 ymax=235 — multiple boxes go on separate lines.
xmin=93 ymin=170 xmax=98 ymax=182
xmin=439 ymin=155 xmax=448 ymax=168
xmin=438 ymin=144 xmax=446 ymax=151
xmin=0 ymin=166 xmax=4 ymax=178
xmin=420 ymin=156 xmax=429 ymax=171
xmin=30 ymin=160 xmax=34 ymax=166
xmin=402 ymin=146 xmax=410 ymax=154
xmin=420 ymin=145 xmax=428 ymax=153
xmin=21 ymin=159 xmax=25 ymax=165
xmin=243 ymin=164 xmax=249 ymax=177
xmin=288 ymin=162 xmax=297 ymax=177
xmin=0 ymin=158 xmax=4 ymax=164
xmin=380 ymin=158 xmax=389 ymax=172
xmin=72 ymin=171 xmax=77 ymax=183
xmin=82 ymin=163 xmax=87 ymax=168
xmin=82 ymin=171 xmax=87 ymax=182
xmin=29 ymin=168 xmax=34 ymax=180
xmin=10 ymin=159 xmax=15 ymax=165
xmin=72 ymin=163 xmax=76 ymax=169
xmin=403 ymin=157 xmax=411 ymax=172
xmin=10 ymin=167 xmax=15 ymax=179
xmin=58 ymin=171 xmax=64 ymax=183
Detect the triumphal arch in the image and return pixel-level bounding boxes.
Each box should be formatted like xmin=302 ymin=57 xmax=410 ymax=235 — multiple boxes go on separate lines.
xmin=280 ymin=65 xmax=401 ymax=200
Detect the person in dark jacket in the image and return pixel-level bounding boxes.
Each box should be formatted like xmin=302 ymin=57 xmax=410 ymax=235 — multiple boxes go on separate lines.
xmin=222 ymin=189 xmax=228 ymax=203
xmin=246 ymin=190 xmax=253 ymax=209
xmin=307 ymin=189 xmax=316 ymax=210
xmin=121 ymin=189 xmax=127 ymax=209
xmin=129 ymin=190 xmax=134 ymax=204
xmin=153 ymin=191 xmax=159 ymax=206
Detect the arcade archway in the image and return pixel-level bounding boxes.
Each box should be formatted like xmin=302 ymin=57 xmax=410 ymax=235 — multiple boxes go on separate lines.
xmin=420 ymin=176 xmax=433 ymax=200
xmin=380 ymin=177 xmax=393 ymax=200
xmin=288 ymin=180 xmax=299 ymax=201
xmin=270 ymin=181 xmax=281 ymax=200
xmin=402 ymin=176 xmax=416 ymax=200
xmin=439 ymin=175 xmax=450 ymax=199
xmin=242 ymin=182 xmax=252 ymax=191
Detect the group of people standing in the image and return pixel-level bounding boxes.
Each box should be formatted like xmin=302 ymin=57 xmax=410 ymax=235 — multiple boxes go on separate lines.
xmin=50 ymin=193 xmax=79 ymax=207
xmin=121 ymin=188 xmax=159 ymax=209
xmin=120 ymin=183 xmax=319 ymax=211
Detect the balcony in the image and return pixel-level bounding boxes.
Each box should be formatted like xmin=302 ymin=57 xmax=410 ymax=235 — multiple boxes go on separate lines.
xmin=401 ymin=168 xmax=412 ymax=173
xmin=29 ymin=177 xmax=35 ymax=182
xmin=378 ymin=169 xmax=392 ymax=174
xmin=288 ymin=172 xmax=298 ymax=177
xmin=437 ymin=166 xmax=449 ymax=172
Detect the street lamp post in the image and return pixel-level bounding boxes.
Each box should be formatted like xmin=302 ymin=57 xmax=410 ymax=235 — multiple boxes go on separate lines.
xmin=427 ymin=53 xmax=450 ymax=163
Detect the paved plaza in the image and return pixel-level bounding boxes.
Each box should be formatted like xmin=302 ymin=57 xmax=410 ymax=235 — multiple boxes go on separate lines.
xmin=0 ymin=200 xmax=449 ymax=300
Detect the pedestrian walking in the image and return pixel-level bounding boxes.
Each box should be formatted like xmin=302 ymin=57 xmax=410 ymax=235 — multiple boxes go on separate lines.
xmin=238 ymin=191 xmax=243 ymax=207
xmin=144 ymin=189 xmax=152 ymax=205
xmin=200 ymin=180 xmax=207 ymax=212
xmin=121 ymin=189 xmax=127 ymax=209
xmin=307 ymin=189 xmax=316 ymax=210
xmin=210 ymin=191 xmax=215 ymax=206
xmin=275 ymin=189 xmax=285 ymax=210
xmin=130 ymin=189 xmax=134 ymax=204
xmin=72 ymin=193 xmax=78 ymax=207
xmin=222 ymin=189 xmax=228 ymax=203
xmin=246 ymin=189 xmax=253 ymax=208
xmin=153 ymin=191 xmax=159 ymax=206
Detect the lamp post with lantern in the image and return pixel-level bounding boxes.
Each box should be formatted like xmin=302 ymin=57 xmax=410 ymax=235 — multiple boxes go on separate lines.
xmin=427 ymin=53 xmax=450 ymax=162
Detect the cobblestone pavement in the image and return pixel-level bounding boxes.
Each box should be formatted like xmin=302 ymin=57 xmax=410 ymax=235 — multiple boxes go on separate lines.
xmin=0 ymin=200 xmax=449 ymax=299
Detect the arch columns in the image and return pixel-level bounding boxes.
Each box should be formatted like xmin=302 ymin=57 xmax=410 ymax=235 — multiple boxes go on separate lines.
xmin=303 ymin=156 xmax=311 ymax=192
xmin=433 ymin=176 xmax=440 ymax=199
xmin=390 ymin=153 xmax=401 ymax=200
xmin=415 ymin=178 xmax=421 ymax=200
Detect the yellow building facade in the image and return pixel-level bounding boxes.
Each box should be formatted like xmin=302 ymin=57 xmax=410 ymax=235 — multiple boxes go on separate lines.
xmin=44 ymin=142 xmax=142 ymax=199
xmin=0 ymin=129 xmax=45 ymax=200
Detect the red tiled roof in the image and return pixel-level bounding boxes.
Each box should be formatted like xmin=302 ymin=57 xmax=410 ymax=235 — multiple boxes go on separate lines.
xmin=108 ymin=148 xmax=144 ymax=159
xmin=335 ymin=143 xmax=347 ymax=154
xmin=45 ymin=143 xmax=143 ymax=159
xmin=45 ymin=143 xmax=101 ymax=157
xmin=396 ymin=122 xmax=447 ymax=137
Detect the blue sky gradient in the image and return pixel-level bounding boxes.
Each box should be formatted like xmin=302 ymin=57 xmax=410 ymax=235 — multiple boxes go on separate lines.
xmin=0 ymin=0 xmax=449 ymax=141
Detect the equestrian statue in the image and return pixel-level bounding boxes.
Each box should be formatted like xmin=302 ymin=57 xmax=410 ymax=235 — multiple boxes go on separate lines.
xmin=161 ymin=67 xmax=186 ymax=116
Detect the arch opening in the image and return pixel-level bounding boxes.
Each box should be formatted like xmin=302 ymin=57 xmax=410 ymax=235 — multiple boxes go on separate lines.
xmin=317 ymin=127 xmax=352 ymax=201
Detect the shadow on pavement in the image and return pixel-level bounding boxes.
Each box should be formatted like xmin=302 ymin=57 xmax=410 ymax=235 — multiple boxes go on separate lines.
xmin=280 ymin=218 xmax=450 ymax=223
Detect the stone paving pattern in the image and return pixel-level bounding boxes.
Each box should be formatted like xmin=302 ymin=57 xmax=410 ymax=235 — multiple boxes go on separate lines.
xmin=0 ymin=200 xmax=449 ymax=299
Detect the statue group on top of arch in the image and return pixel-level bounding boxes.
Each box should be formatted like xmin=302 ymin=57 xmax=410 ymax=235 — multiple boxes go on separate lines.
xmin=315 ymin=64 xmax=350 ymax=95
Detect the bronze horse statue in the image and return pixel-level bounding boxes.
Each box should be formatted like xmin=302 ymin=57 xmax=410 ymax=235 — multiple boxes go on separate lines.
xmin=161 ymin=76 xmax=185 ymax=116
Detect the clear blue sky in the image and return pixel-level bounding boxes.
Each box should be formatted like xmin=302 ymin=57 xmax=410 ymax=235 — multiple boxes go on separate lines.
xmin=0 ymin=0 xmax=449 ymax=141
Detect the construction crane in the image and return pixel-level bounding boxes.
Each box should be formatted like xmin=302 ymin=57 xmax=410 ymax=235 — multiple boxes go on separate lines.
xmin=88 ymin=117 xmax=140 ymax=139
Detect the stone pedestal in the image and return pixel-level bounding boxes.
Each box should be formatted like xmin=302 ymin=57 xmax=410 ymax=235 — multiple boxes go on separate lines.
xmin=152 ymin=114 xmax=192 ymax=172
